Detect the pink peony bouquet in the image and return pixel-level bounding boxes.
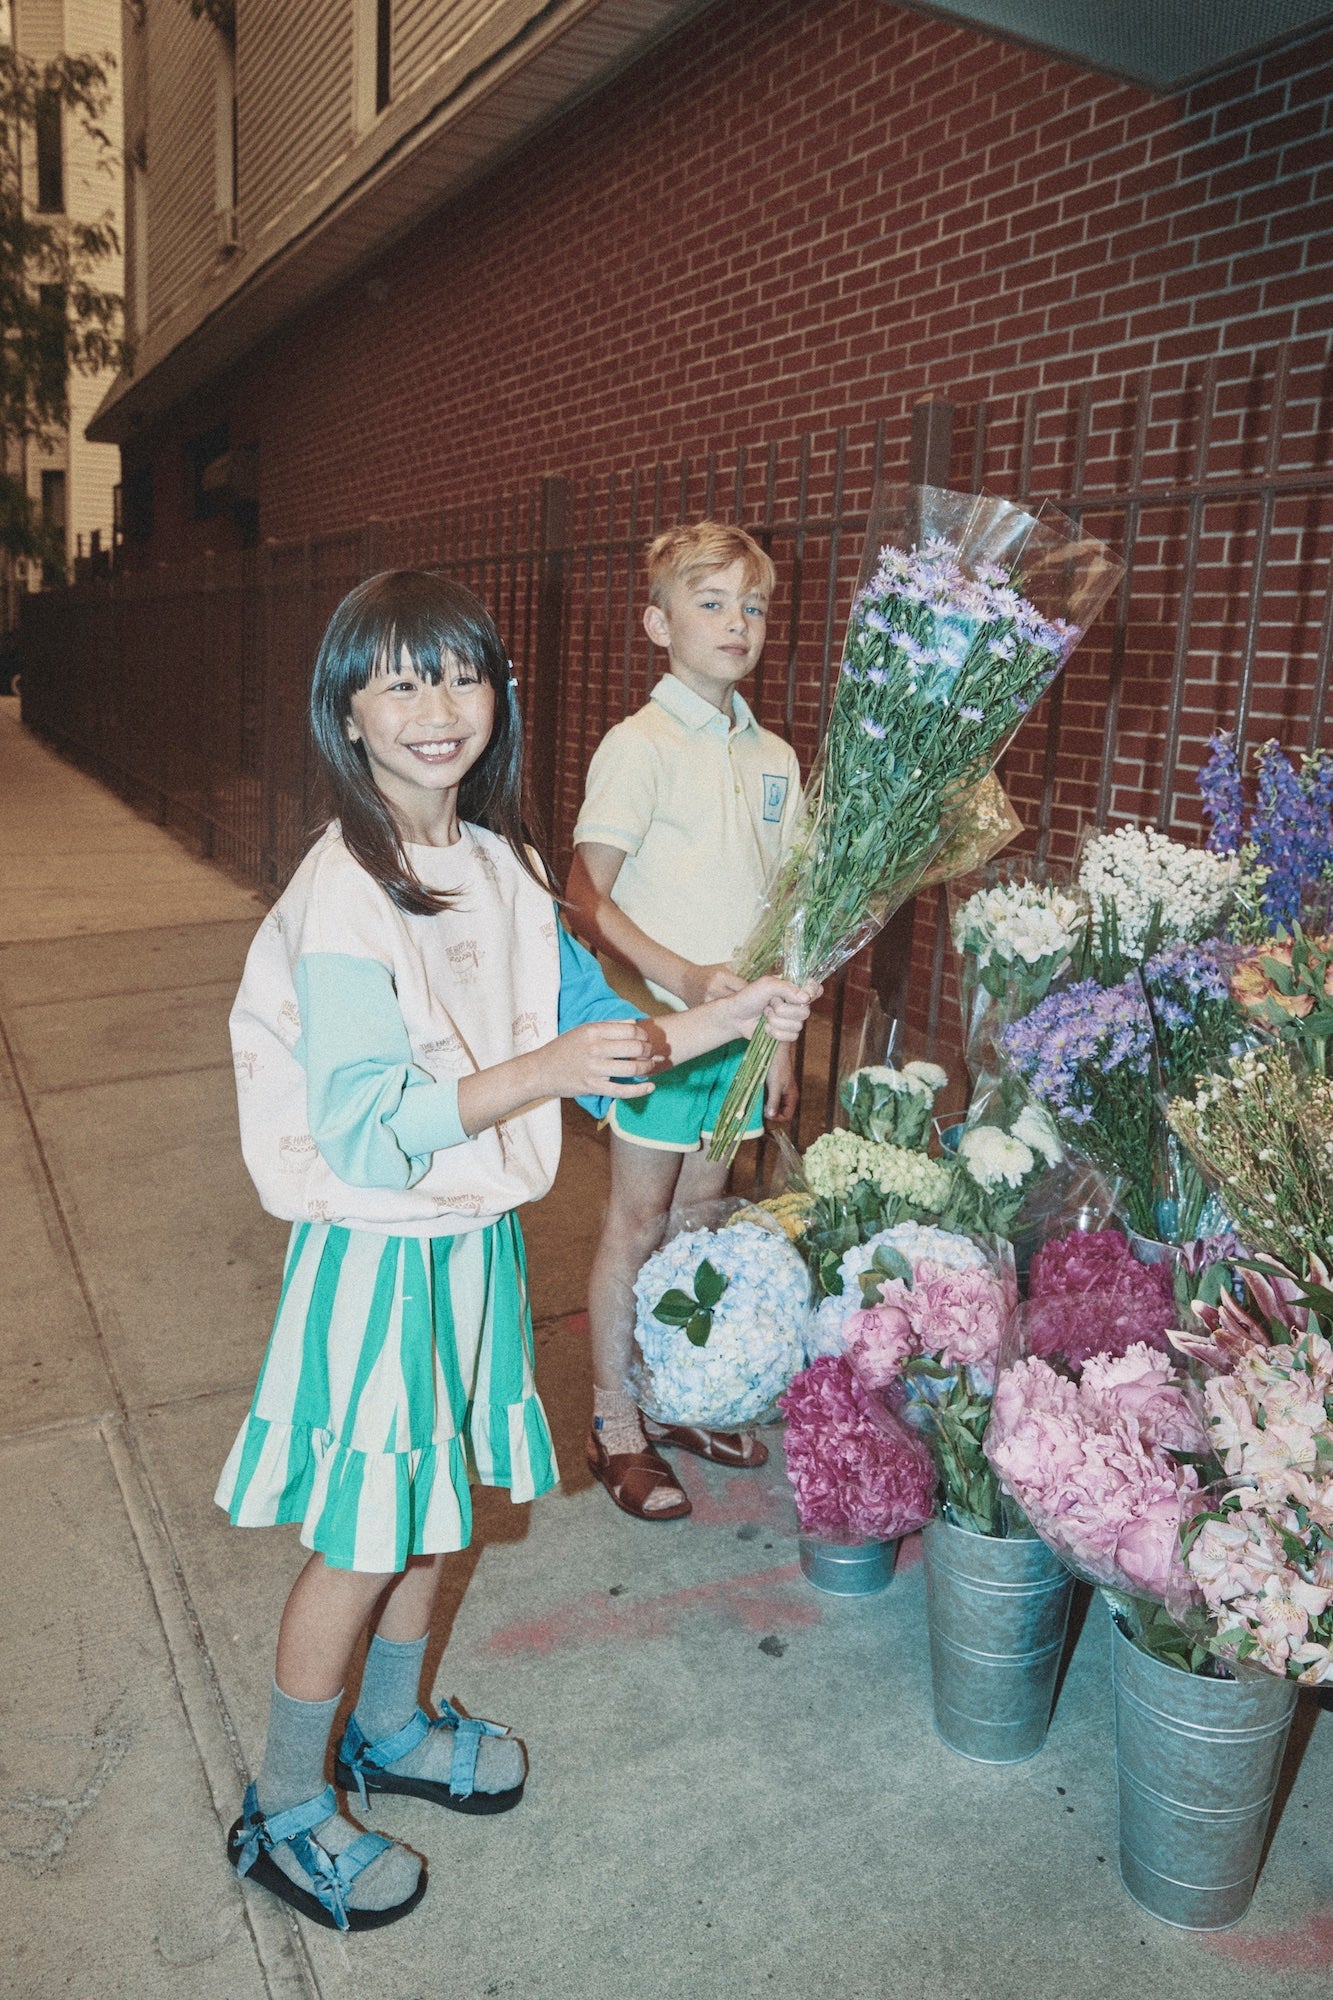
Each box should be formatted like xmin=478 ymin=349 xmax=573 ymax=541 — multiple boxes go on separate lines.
xmin=985 ymin=1344 xmax=1207 ymax=1601
xmin=844 ymin=1259 xmax=1013 ymax=1392
xmin=780 ymin=1355 xmax=937 ymax=1542
xmin=1024 ymin=1228 xmax=1175 ymax=1371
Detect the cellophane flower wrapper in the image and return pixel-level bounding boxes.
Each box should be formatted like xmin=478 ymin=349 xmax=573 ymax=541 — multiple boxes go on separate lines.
xmin=948 ymin=863 xmax=1088 ymax=1083
xmin=1167 ymin=1042 xmax=1333 ymax=1271
xmin=705 ymin=484 xmax=1124 ymax=1161
xmin=1178 ymin=1316 xmax=1333 ymax=1684
xmin=984 ymin=1320 xmax=1211 ymax=1617
xmin=937 ymin=1072 xmax=1065 ymax=1239
xmin=628 ymin=1199 xmax=812 ymax=1428
xmin=780 ymin=1353 xmax=937 ymax=1542
xmin=916 ymin=772 xmax=1024 ymax=890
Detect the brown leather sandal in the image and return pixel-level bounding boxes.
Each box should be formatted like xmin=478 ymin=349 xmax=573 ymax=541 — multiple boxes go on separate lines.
xmin=586 ymin=1428 xmax=692 ymax=1521
xmin=641 ymin=1420 xmax=769 ymax=1469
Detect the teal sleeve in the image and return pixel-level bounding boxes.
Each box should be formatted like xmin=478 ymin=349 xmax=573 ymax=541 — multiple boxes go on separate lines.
xmin=295 ymin=954 xmax=467 ymax=1189
xmin=556 ymin=921 xmax=645 ymax=1121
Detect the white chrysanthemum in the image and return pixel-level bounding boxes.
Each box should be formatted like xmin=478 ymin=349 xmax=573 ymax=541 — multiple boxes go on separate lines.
xmin=1012 ymin=1102 xmax=1064 ymax=1166
xmin=956 ymin=1125 xmax=1035 ymax=1189
xmin=903 ymin=1060 xmax=950 ymax=1094
xmin=951 ymin=880 xmax=1086 ymax=970
xmin=632 ymin=1222 xmax=811 ymax=1428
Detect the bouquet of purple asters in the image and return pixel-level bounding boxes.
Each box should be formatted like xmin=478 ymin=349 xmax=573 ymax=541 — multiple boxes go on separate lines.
xmin=1000 ymin=977 xmax=1160 ymax=1236
xmin=1141 ymin=937 xmax=1247 ymax=1093
xmin=706 ymin=485 xmax=1123 ymax=1160
xmin=780 ymin=1354 xmax=937 ymax=1542
xmin=1024 ymin=1228 xmax=1176 ymax=1370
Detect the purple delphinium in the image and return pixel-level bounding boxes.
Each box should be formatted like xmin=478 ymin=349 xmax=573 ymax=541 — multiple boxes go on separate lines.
xmin=1199 ymin=730 xmax=1333 ymax=927
xmin=1199 ymin=731 xmax=1244 ymax=856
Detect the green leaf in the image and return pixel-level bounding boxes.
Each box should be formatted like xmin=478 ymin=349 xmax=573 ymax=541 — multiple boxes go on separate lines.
xmin=694 ymin=1259 xmax=728 ymax=1310
xmin=871 ymin=1244 xmax=913 ymax=1288
xmin=653 ymin=1289 xmax=698 ymax=1326
xmin=685 ymin=1310 xmax=713 ymax=1348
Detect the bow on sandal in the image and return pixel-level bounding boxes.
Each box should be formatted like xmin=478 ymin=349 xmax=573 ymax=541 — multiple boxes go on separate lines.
xmin=336 ymin=1702 xmax=524 ymax=1814
xmin=229 ymin=1783 xmax=424 ymax=1931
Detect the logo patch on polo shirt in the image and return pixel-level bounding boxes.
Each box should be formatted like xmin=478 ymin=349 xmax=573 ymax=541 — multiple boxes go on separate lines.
xmin=761 ymin=773 xmax=789 ymax=823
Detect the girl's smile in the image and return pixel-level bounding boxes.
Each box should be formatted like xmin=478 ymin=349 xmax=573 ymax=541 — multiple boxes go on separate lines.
xmin=346 ymin=648 xmax=496 ymax=841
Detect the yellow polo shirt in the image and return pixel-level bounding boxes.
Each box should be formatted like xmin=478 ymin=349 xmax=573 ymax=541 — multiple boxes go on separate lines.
xmin=572 ymin=674 xmax=802 ymax=1010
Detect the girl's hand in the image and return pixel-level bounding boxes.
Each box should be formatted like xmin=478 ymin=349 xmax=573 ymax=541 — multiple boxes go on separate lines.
xmin=720 ymin=976 xmax=821 ymax=1045
xmin=532 ymin=1019 xmax=661 ymax=1101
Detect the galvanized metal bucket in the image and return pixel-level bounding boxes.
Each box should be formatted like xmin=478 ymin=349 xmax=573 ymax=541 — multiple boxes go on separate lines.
xmin=922 ymin=1517 xmax=1075 ymax=1763
xmin=1110 ymin=1612 xmax=1298 ymax=1930
xmin=797 ymin=1535 xmax=897 ymax=1595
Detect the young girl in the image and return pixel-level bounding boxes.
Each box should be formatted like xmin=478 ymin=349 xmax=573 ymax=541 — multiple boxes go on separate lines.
xmin=217 ymin=570 xmax=813 ymax=1931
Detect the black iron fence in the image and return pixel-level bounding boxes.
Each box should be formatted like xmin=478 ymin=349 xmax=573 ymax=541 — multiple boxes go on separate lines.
xmin=19 ymin=340 xmax=1333 ymax=1139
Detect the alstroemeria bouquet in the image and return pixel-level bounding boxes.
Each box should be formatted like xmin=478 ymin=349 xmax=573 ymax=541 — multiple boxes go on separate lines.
xmin=706 ymin=485 xmax=1122 ymax=1160
xmin=629 ymin=1210 xmax=811 ymax=1428
xmin=1230 ymin=927 xmax=1333 ymax=1078
xmin=1184 ymin=1318 xmax=1333 ymax=1684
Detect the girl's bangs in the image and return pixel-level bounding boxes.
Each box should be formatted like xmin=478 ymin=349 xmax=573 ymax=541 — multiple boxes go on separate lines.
xmin=348 ymin=583 xmax=498 ymax=691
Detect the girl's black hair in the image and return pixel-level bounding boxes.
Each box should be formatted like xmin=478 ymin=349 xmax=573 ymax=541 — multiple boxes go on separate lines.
xmin=310 ymin=568 xmax=555 ymax=914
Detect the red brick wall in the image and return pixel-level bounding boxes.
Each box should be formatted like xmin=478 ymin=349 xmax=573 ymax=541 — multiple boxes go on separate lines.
xmin=130 ymin=0 xmax=1333 ymax=556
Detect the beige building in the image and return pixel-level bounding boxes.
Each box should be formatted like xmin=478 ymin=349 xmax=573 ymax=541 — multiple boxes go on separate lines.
xmin=89 ymin=0 xmax=713 ymax=556
xmin=6 ymin=0 xmax=123 ymax=597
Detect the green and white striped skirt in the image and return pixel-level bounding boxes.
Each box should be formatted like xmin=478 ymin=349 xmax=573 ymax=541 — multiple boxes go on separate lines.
xmin=215 ymin=1211 xmax=558 ymax=1572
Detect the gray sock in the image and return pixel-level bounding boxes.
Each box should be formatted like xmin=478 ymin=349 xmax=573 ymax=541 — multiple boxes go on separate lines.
xmin=353 ymin=1632 xmax=427 ymax=1745
xmin=352 ymin=1639 xmax=526 ymax=1799
xmin=250 ymin=1682 xmax=420 ymax=1915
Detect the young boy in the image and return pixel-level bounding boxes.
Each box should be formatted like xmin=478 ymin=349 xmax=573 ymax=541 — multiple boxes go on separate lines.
xmin=567 ymin=523 xmax=803 ymax=1520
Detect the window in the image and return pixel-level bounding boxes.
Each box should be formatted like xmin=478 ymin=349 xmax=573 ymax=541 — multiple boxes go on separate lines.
xmin=41 ymin=469 xmax=67 ymax=584
xmin=189 ymin=421 xmax=231 ymax=521
xmin=36 ymin=285 xmax=66 ymax=419
xmin=118 ymin=465 xmax=155 ymax=545
xmin=353 ymin=0 xmax=392 ymax=130
xmin=35 ymin=92 xmax=63 ymax=213
xmin=376 ymin=0 xmax=392 ymax=112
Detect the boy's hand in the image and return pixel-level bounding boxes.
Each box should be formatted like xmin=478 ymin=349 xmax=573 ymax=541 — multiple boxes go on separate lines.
xmin=534 ymin=1020 xmax=661 ymax=1101
xmin=764 ymin=1040 xmax=799 ymax=1123
xmin=719 ymin=976 xmax=820 ymax=1045
xmin=679 ymin=961 xmax=747 ymax=1007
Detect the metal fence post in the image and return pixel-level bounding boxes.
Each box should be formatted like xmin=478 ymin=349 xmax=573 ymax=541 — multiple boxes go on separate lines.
xmin=870 ymin=398 xmax=957 ymax=1028
xmin=530 ymin=476 xmax=570 ymax=846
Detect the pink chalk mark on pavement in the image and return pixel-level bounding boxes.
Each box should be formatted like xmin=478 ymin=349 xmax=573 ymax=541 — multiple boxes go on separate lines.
xmin=1202 ymin=1912 xmax=1333 ymax=1971
xmin=477 ymin=1561 xmax=821 ymax=1657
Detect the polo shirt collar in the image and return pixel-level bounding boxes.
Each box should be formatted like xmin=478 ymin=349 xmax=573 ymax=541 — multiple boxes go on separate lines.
xmin=650 ymin=673 xmax=757 ymax=736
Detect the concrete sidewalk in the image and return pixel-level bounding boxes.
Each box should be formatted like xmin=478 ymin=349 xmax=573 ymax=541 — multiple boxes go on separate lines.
xmin=0 ymin=694 xmax=1328 ymax=2000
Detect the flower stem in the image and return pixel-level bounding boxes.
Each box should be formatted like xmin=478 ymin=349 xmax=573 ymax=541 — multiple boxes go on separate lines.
xmin=706 ymin=1025 xmax=779 ymax=1163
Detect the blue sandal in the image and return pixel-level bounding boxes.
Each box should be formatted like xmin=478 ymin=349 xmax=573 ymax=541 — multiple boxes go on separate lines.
xmin=228 ymin=1782 xmax=425 ymax=1931
xmin=336 ymin=1702 xmax=525 ymax=1815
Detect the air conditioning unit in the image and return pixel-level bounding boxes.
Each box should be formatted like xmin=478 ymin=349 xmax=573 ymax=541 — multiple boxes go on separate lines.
xmin=215 ymin=206 xmax=239 ymax=255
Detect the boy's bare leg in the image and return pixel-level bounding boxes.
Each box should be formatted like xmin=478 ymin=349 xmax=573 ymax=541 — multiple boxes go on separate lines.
xmin=586 ymin=1135 xmax=735 ymax=1513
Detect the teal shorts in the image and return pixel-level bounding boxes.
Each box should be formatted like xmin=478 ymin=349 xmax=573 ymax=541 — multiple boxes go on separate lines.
xmin=608 ymin=1038 xmax=765 ymax=1152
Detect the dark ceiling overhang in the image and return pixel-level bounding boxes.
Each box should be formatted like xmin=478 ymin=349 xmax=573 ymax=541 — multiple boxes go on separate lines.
xmin=890 ymin=0 xmax=1333 ymax=92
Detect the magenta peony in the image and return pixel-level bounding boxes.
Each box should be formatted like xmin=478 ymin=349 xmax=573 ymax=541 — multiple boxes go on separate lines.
xmin=1025 ymin=1228 xmax=1175 ymax=1368
xmin=780 ymin=1355 xmax=937 ymax=1541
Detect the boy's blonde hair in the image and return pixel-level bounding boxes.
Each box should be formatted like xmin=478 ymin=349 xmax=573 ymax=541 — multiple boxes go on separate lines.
xmin=645 ymin=521 xmax=776 ymax=608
